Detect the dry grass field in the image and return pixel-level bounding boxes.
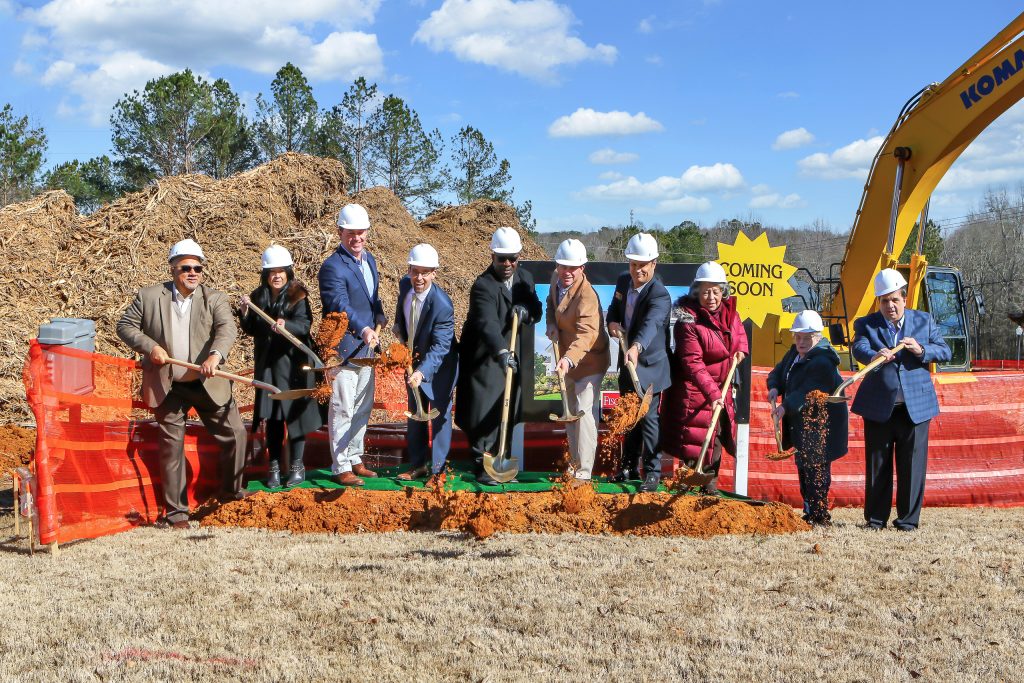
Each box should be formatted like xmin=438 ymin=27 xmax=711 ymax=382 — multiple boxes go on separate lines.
xmin=1 ymin=487 xmax=1022 ymax=682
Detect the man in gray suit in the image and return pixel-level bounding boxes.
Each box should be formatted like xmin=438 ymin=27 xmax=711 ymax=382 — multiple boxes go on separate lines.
xmin=117 ymin=239 xmax=249 ymax=529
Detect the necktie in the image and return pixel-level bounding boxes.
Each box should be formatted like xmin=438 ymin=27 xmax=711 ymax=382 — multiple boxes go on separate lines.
xmin=410 ymin=295 xmax=420 ymax=343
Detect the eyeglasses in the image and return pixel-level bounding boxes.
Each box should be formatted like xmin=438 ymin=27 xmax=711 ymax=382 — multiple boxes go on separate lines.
xmin=177 ymin=265 xmax=204 ymax=274
xmin=496 ymin=255 xmax=519 ymax=263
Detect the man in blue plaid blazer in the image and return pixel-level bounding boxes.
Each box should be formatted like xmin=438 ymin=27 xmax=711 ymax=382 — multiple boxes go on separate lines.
xmin=851 ymin=269 xmax=951 ymax=531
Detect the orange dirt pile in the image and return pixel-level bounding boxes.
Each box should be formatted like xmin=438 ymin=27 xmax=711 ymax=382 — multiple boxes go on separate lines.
xmin=0 ymin=424 xmax=34 ymax=476
xmin=376 ymin=342 xmax=412 ymax=372
xmin=199 ymin=487 xmax=809 ymax=539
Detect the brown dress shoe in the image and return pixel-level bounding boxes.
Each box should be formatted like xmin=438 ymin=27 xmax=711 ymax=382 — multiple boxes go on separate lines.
xmin=334 ymin=471 xmax=365 ymax=486
xmin=352 ymin=463 xmax=378 ymax=478
xmin=396 ymin=464 xmax=431 ymax=481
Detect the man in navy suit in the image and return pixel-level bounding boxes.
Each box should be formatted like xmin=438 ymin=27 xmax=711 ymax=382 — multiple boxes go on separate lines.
xmin=392 ymin=244 xmax=459 ymax=485
xmin=852 ymin=268 xmax=952 ymax=530
xmin=606 ymin=232 xmax=672 ymax=492
xmin=318 ymin=203 xmax=388 ymax=487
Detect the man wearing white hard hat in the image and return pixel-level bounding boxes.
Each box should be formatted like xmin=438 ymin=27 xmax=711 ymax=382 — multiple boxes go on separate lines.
xmin=852 ymin=268 xmax=951 ymax=531
xmin=392 ymin=244 xmax=459 ymax=485
xmin=605 ymin=232 xmax=672 ymax=492
xmin=766 ymin=310 xmax=848 ymax=526
xmin=455 ymin=226 xmax=542 ymax=485
xmin=318 ymin=203 xmax=388 ymax=486
xmin=238 ymin=245 xmax=321 ymax=489
xmin=117 ymin=238 xmax=250 ymax=529
xmin=545 ymin=239 xmax=611 ymax=482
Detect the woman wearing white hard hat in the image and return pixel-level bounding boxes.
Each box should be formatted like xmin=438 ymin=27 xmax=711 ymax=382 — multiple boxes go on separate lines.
xmin=605 ymin=232 xmax=673 ymax=492
xmin=544 ymin=239 xmax=611 ymax=482
xmin=766 ymin=310 xmax=848 ymax=526
xmin=660 ymin=261 xmax=748 ymax=495
xmin=392 ymin=244 xmax=460 ymax=486
xmin=239 ymin=245 xmax=322 ymax=488
xmin=455 ymin=226 xmax=542 ymax=485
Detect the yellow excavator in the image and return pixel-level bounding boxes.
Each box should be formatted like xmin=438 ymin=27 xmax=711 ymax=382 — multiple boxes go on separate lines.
xmin=752 ymin=11 xmax=1024 ymax=371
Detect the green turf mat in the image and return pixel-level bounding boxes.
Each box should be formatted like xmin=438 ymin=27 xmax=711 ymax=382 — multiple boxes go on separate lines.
xmin=246 ymin=463 xmax=764 ymax=501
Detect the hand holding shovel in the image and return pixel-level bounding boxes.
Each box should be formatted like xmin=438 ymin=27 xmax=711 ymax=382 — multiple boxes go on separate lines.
xmin=548 ymin=341 xmax=584 ymax=423
xmin=243 ymin=298 xmax=324 ymax=368
xmin=828 ymin=342 xmax=907 ymax=403
xmin=404 ymin=343 xmax=438 ymax=423
xmin=163 ymin=357 xmax=280 ymax=394
xmin=613 ymin=329 xmax=653 ymax=424
xmin=347 ymin=324 xmax=383 ymax=368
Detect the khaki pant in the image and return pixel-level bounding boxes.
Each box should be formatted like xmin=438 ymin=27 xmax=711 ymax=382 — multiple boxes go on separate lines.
xmin=564 ymin=372 xmax=603 ymax=479
xmin=328 ymin=364 xmax=375 ymax=474
xmin=154 ymin=380 xmax=247 ymax=523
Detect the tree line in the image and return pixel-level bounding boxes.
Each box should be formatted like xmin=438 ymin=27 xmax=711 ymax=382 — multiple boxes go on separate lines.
xmin=0 ymin=64 xmax=533 ymax=225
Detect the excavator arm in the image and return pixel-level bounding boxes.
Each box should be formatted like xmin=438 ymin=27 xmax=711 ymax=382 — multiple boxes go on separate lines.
xmin=830 ymin=12 xmax=1024 ymax=330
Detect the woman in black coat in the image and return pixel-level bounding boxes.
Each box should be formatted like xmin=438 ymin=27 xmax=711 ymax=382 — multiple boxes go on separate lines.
xmin=239 ymin=245 xmax=322 ymax=488
xmin=766 ymin=311 xmax=848 ymax=526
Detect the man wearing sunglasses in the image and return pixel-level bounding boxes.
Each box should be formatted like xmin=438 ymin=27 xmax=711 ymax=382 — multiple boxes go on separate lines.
xmin=455 ymin=227 xmax=542 ymax=485
xmin=117 ymin=238 xmax=249 ymax=529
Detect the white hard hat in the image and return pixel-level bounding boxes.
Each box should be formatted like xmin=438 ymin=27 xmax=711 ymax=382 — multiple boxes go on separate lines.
xmin=168 ymin=238 xmax=205 ymax=263
xmin=261 ymin=244 xmax=293 ymax=269
xmin=337 ymin=203 xmax=371 ymax=231
xmin=554 ymin=238 xmax=587 ymax=267
xmin=490 ymin=226 xmax=523 ymax=254
xmin=790 ymin=310 xmax=824 ymax=333
xmin=693 ymin=261 xmax=727 ymax=284
xmin=624 ymin=232 xmax=659 ymax=261
xmin=874 ymin=268 xmax=908 ymax=297
xmin=408 ymin=243 xmax=439 ymax=269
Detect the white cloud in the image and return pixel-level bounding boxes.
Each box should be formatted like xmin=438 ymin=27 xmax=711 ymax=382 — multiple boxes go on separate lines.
xmin=12 ymin=59 xmax=34 ymax=77
xmin=645 ymin=55 xmax=663 ymax=66
xmin=798 ymin=136 xmax=884 ymax=180
xmin=549 ymin=108 xmax=663 ymax=137
xmin=535 ymin=212 xmax=606 ymax=232
xmin=749 ymin=193 xmax=805 ymax=209
xmin=588 ymin=148 xmax=639 ymax=164
xmin=18 ymin=0 xmax=385 ymax=124
xmin=598 ymin=170 xmax=624 ymax=180
xmin=652 ymin=196 xmax=712 ymax=213
xmin=577 ymin=163 xmax=744 ymax=201
xmin=414 ymin=0 xmax=616 ymax=82
xmin=772 ymin=127 xmax=815 ymax=151
xmin=936 ymin=167 xmax=1024 ymax=192
xmin=936 ymin=100 xmax=1024 ymax=192
xmin=751 ymin=183 xmax=771 ymax=195
xmin=776 ymin=91 xmax=799 ymax=99
xmin=637 ymin=16 xmax=654 ymax=33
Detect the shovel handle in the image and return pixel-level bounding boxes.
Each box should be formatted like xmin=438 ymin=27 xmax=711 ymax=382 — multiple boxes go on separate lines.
xmin=695 ymin=356 xmax=740 ymax=471
xmin=496 ymin=311 xmax=520 ymax=459
xmin=830 ymin=342 xmax=907 ymax=398
xmin=163 ymin=357 xmax=280 ymax=393
xmin=771 ymin=409 xmax=785 ymax=451
xmin=244 ymin=299 xmax=324 ymax=367
xmin=614 ymin=330 xmax=644 ymax=394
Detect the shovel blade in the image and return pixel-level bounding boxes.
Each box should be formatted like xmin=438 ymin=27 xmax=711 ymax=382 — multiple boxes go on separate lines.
xmin=404 ymin=408 xmax=440 ymax=422
xmin=549 ymin=412 xmax=582 ymax=423
xmin=482 ymin=453 xmax=520 ymax=483
xmin=271 ymin=388 xmax=317 ymax=401
xmin=826 ymin=394 xmax=850 ymax=403
xmin=347 ymin=357 xmax=377 ymax=367
xmin=676 ymin=467 xmax=713 ymax=488
xmin=638 ymin=386 xmax=654 ymax=416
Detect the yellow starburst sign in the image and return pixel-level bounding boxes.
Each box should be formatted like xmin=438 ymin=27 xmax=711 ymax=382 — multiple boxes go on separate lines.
xmin=716 ymin=232 xmax=797 ymax=327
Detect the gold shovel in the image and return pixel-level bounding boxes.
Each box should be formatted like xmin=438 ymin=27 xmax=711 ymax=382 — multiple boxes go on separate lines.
xmin=548 ymin=341 xmax=584 ymax=423
xmin=404 ymin=342 xmax=438 ymax=423
xmin=678 ymin=357 xmax=740 ymax=488
xmin=613 ymin=329 xmax=653 ymax=425
xmin=164 ymin=358 xmax=280 ymax=394
xmin=482 ymin=311 xmax=521 ymax=483
xmin=827 ymin=342 xmax=907 ymax=403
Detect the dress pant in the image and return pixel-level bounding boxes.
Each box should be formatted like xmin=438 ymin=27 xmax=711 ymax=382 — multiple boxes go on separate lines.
xmin=622 ymin=391 xmax=662 ymax=477
xmin=328 ymin=364 xmax=375 ymax=474
xmin=564 ymin=372 xmax=603 ymax=479
xmin=154 ymin=380 xmax=247 ymax=523
xmin=863 ymin=404 xmax=930 ymax=529
xmin=407 ymin=384 xmax=455 ymax=475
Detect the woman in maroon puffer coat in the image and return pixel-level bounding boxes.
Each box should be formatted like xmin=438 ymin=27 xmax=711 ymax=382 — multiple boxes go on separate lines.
xmin=660 ymin=262 xmax=747 ymax=494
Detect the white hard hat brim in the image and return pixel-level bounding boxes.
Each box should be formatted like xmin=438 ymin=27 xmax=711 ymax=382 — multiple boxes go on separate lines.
xmin=555 ymin=258 xmax=587 ymax=266
xmin=625 ymin=253 xmax=657 ymax=262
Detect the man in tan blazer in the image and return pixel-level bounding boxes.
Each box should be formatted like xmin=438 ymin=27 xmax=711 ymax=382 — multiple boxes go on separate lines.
xmin=545 ymin=239 xmax=611 ymax=481
xmin=117 ymin=238 xmax=249 ymax=528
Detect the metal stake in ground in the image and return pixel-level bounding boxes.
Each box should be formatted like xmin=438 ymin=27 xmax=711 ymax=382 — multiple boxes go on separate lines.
xmin=548 ymin=341 xmax=584 ymax=423
xmin=482 ymin=311 xmax=521 ymax=483
xmin=243 ymin=298 xmax=324 ymax=369
xmin=613 ymin=329 xmax=653 ymax=424
xmin=163 ymin=358 xmax=280 ymax=394
xmin=827 ymin=342 xmax=907 ymax=403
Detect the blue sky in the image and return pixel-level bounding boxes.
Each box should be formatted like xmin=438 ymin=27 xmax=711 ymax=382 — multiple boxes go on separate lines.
xmin=1 ymin=1 xmax=1021 ymax=233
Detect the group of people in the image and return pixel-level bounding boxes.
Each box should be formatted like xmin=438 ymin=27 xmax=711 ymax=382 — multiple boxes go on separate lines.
xmin=116 ymin=202 xmax=950 ymax=532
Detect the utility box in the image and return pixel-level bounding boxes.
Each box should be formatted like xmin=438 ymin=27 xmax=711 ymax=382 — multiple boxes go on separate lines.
xmin=37 ymin=318 xmax=96 ymax=395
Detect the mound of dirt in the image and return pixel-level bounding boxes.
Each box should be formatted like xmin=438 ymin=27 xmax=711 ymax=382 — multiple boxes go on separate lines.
xmin=0 ymin=154 xmax=542 ymax=422
xmin=199 ymin=486 xmax=808 ymax=539
xmin=0 ymin=424 xmax=34 ymax=476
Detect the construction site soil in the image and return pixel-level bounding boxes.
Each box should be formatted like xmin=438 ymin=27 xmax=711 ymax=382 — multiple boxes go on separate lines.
xmin=0 ymin=424 xmax=34 ymax=476
xmin=0 ymin=153 xmax=545 ymax=422
xmin=199 ymin=485 xmax=808 ymax=539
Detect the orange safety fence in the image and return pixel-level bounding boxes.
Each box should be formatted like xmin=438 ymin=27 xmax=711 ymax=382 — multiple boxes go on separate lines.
xmin=22 ymin=340 xmax=407 ymax=544
xmin=706 ymin=367 xmax=1024 ymax=508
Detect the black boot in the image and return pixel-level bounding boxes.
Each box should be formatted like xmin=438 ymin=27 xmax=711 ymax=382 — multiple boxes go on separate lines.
xmin=285 ymin=440 xmax=305 ymax=487
xmin=266 ymin=460 xmax=282 ymax=489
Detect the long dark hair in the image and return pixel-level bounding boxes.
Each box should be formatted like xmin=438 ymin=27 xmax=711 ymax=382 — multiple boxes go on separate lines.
xmin=253 ymin=266 xmax=296 ymax=318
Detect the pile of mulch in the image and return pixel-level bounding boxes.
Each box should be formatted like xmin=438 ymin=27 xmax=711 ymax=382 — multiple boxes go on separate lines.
xmin=0 ymin=153 xmax=543 ymax=422
xmin=199 ymin=486 xmax=808 ymax=540
xmin=0 ymin=424 xmax=34 ymax=476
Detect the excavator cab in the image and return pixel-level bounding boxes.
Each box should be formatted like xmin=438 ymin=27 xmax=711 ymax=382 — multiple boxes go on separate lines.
xmin=900 ymin=265 xmax=972 ymax=372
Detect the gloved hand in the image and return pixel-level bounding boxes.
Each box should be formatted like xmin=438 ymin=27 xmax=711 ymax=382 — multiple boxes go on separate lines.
xmin=511 ymin=304 xmax=530 ymax=326
xmin=499 ymin=351 xmax=519 ymax=373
